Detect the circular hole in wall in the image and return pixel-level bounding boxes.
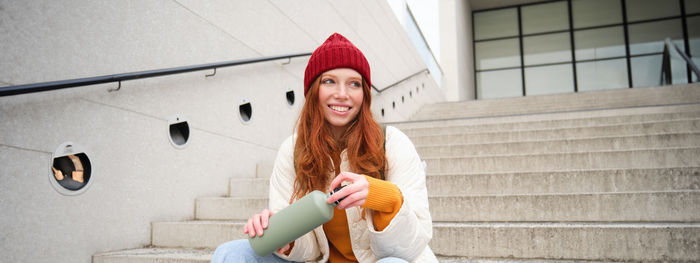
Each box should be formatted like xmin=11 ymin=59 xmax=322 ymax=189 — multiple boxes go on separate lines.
xmin=416 ymin=87 xmax=419 ymax=93
xmin=381 ymin=108 xmax=385 ymax=117
xmin=50 ymin=142 xmax=93 ymax=195
xmin=286 ymin=90 xmax=295 ymax=106
xmin=410 ymin=91 xmax=413 ymax=98
xmin=168 ymin=115 xmax=190 ymax=149
xmin=402 ymin=96 xmax=405 ymax=103
xmin=422 ymin=83 xmax=425 ymax=89
xmin=239 ymin=100 xmax=253 ymax=123
xmin=392 ymin=101 xmax=396 ymax=109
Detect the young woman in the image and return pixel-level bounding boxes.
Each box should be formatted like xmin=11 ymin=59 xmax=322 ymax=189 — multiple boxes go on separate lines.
xmin=212 ymin=33 xmax=437 ymax=263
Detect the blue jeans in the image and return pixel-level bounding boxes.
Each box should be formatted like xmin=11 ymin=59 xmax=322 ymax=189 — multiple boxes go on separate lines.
xmin=211 ymin=239 xmax=409 ymax=263
xmin=212 ymin=239 xmax=296 ymax=263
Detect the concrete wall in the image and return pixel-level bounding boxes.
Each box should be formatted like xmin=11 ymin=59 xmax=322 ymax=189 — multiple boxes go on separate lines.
xmin=441 ymin=0 xmax=475 ymax=101
xmin=373 ymin=71 xmax=445 ymax=123
xmin=0 ymin=1 xmax=445 ymax=262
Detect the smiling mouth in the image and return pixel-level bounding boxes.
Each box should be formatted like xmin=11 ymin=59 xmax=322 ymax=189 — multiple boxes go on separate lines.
xmin=329 ymin=105 xmax=351 ymax=112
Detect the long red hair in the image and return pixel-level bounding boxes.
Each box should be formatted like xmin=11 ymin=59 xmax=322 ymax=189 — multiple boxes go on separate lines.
xmin=291 ymin=77 xmax=386 ymax=201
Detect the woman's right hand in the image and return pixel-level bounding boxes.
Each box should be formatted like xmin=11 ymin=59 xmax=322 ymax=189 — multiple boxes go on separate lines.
xmin=243 ymin=208 xmax=292 ymax=254
xmin=243 ymin=208 xmax=272 ymax=238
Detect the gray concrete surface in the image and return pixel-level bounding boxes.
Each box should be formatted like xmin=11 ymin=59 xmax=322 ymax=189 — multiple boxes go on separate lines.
xmin=430 ymin=222 xmax=700 ymax=262
xmin=426 ymin=167 xmax=700 ymax=195
xmin=416 ymin=133 xmax=700 ymax=157
xmin=408 ymin=119 xmax=700 ymax=145
xmin=401 ymin=110 xmax=700 ymax=136
xmin=423 ymin=148 xmax=700 ymax=174
xmin=408 ymin=83 xmax=700 ymax=121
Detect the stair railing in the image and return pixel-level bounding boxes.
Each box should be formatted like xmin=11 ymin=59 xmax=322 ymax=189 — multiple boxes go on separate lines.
xmin=660 ymin=37 xmax=700 ymax=85
xmin=0 ymin=53 xmax=312 ymax=97
xmin=1 ymin=52 xmax=432 ymax=97
xmin=374 ymin=68 xmax=429 ymax=94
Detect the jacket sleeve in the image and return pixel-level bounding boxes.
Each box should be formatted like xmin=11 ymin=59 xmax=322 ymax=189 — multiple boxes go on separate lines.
xmin=268 ymin=135 xmax=321 ymax=262
xmin=365 ymin=126 xmax=433 ymax=261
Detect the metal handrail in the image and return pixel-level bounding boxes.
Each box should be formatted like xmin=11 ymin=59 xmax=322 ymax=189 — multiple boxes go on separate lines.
xmin=0 ymin=52 xmax=312 ymax=97
xmin=0 ymin=51 xmax=433 ymax=97
xmin=375 ymin=69 xmax=429 ymax=94
xmin=661 ymin=37 xmax=700 ymax=85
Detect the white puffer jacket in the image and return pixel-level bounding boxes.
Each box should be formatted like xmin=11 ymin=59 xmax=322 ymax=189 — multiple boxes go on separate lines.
xmin=268 ymin=126 xmax=438 ymax=263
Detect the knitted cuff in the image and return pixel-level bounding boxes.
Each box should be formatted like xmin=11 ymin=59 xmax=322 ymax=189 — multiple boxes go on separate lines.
xmin=361 ymin=175 xmax=403 ymax=213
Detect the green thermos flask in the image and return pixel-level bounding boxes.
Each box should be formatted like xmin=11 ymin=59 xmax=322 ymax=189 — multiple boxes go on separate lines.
xmin=248 ymin=186 xmax=346 ymax=256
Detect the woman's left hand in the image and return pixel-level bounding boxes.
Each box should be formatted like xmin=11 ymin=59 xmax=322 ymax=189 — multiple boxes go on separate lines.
xmin=327 ymin=171 xmax=369 ymax=209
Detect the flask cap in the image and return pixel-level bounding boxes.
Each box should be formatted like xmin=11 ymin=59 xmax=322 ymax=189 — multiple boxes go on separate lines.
xmin=329 ymin=185 xmax=348 ymax=206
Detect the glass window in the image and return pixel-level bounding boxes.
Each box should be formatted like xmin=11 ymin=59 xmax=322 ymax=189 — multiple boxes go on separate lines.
xmin=689 ymin=16 xmax=700 ymax=82
xmin=475 ymin=39 xmax=521 ymax=70
xmin=522 ymin=1 xmax=568 ymax=34
xmin=525 ymin=64 xmax=575 ymax=95
xmin=474 ymin=8 xmax=519 ymax=40
xmin=689 ymin=16 xmax=700 ymax=57
xmin=523 ymin=32 xmax=572 ymax=65
xmin=575 ymin=26 xmax=626 ymax=60
xmin=477 ymin=69 xmax=523 ymax=99
xmin=572 ymin=0 xmax=623 ymax=28
xmin=626 ymin=0 xmax=680 ymax=22
xmin=577 ymin=59 xmax=629 ymax=92
xmin=631 ymin=55 xmax=688 ymax=87
xmin=405 ymin=11 xmax=443 ymax=88
xmin=687 ymin=0 xmax=700 ymax=14
xmin=628 ymin=19 xmax=684 ymax=55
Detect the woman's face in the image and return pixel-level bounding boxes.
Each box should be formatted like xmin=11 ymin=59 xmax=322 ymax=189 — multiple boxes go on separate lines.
xmin=317 ymin=68 xmax=364 ymax=132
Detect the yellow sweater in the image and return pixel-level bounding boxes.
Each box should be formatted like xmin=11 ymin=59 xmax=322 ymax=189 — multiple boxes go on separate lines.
xmin=323 ymin=175 xmax=404 ymax=263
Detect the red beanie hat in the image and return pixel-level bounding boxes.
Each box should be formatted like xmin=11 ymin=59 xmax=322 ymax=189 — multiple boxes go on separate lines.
xmin=304 ymin=33 xmax=371 ymax=95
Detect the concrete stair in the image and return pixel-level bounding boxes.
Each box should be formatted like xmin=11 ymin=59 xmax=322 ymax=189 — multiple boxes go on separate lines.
xmin=415 ymin=133 xmax=700 ymax=156
xmin=427 ymin=168 xmax=700 ymax=195
xmin=92 ymin=248 xmax=212 ymax=263
xmin=409 ymin=119 xmax=700 ymax=145
xmin=193 ymin=190 xmax=700 ymax=222
xmin=430 ymin=222 xmax=700 ymax=262
xmin=408 ymin=83 xmax=700 ymax=121
xmin=151 ymin=221 xmax=247 ymax=249
xmin=93 ymin=84 xmax=700 ymax=263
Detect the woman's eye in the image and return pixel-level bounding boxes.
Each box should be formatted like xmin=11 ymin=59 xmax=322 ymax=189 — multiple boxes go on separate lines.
xmin=350 ymin=81 xmax=362 ymax=88
xmin=322 ymin=79 xmax=335 ymax=84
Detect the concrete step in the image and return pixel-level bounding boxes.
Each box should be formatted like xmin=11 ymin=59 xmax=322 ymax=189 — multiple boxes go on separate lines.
xmin=256 ymin=160 xmax=274 ymax=179
xmin=195 ymin=190 xmax=700 ymax=222
xmin=94 ymin=248 xmax=594 ymax=263
xmin=92 ymin=248 xmax=520 ymax=263
xmin=430 ymin=222 xmax=700 ymax=262
xmin=434 ymin=257 xmax=608 ymax=263
xmin=92 ymin=248 xmax=212 ymax=263
xmin=428 ymin=167 xmax=700 ymax=195
xmin=424 ymin=147 xmax=700 ymax=174
xmin=416 ymin=132 xmax=700 ymax=157
xmin=196 ymin=197 xmax=266 ymax=220
xmin=395 ymin=103 xmax=700 ymax=130
xmin=409 ymin=83 xmax=700 ymax=121
xmin=431 ymin=190 xmax=700 ymax=222
xmin=409 ymin=119 xmax=700 ymax=146
xmin=229 ymin=178 xmax=268 ymax=198
xmin=402 ymin=110 xmax=700 ymax=137
xmin=151 ymin=220 xmax=700 ymax=262
xmin=152 ymin=221 xmax=247 ymax=249
xmin=207 ymin=167 xmax=700 ymax=202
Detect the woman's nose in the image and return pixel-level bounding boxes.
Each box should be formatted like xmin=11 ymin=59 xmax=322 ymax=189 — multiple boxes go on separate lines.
xmin=334 ymin=85 xmax=349 ymax=99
